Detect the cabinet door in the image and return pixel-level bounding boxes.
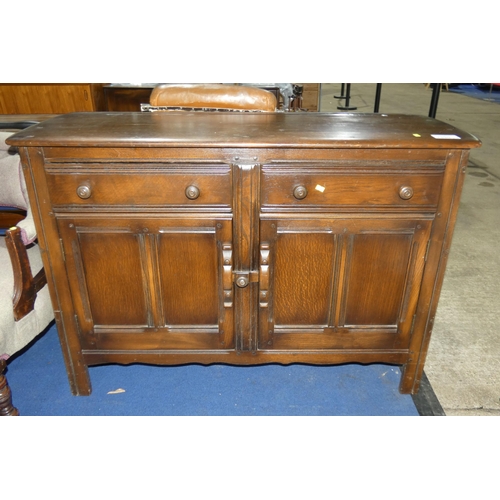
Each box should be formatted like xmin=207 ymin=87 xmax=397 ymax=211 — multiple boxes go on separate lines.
xmin=259 ymin=217 xmax=432 ymax=351
xmin=58 ymin=216 xmax=234 ymax=351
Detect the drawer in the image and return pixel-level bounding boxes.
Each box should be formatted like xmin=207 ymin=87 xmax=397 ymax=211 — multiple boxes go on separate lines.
xmin=45 ymin=164 xmax=232 ymax=209
xmin=261 ymin=170 xmax=444 ymax=209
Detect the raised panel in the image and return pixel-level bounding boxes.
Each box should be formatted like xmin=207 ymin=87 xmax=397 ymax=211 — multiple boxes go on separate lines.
xmin=342 ymin=232 xmax=413 ymax=327
xmin=157 ymin=228 xmax=219 ymax=327
xmin=74 ymin=228 xmax=149 ymax=327
xmin=273 ymin=230 xmax=337 ymax=326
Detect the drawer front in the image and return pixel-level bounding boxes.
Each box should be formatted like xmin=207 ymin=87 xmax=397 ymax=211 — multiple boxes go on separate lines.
xmin=261 ymin=170 xmax=444 ymax=210
xmin=45 ymin=164 xmax=232 ymax=209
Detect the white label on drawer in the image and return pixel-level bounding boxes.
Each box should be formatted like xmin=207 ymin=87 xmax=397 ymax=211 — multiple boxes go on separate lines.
xmin=431 ymin=134 xmax=461 ymax=139
xmin=315 ymin=184 xmax=326 ymax=193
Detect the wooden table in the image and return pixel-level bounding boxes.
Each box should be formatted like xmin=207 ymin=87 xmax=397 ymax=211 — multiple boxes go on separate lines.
xmin=7 ymin=111 xmax=481 ymax=396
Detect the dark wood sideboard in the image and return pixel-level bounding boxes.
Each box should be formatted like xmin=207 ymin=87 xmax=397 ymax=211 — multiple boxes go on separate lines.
xmin=7 ymin=112 xmax=481 ymax=396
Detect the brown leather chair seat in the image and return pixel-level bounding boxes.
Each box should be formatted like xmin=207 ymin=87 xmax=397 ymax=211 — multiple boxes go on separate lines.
xmin=149 ymin=84 xmax=277 ymax=112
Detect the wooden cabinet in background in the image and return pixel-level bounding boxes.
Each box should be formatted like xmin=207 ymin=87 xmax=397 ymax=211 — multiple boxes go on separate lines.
xmin=103 ymin=85 xmax=155 ymax=111
xmin=0 ymin=84 xmax=107 ymax=114
xmin=7 ymin=112 xmax=480 ymax=397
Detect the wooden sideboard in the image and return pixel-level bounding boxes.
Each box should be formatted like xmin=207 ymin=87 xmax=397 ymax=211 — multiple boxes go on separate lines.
xmin=7 ymin=112 xmax=480 ymax=396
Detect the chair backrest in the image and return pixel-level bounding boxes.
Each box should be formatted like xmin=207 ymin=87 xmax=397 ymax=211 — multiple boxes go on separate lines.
xmin=0 ymin=130 xmax=37 ymax=244
xmin=148 ymin=84 xmax=277 ymax=112
xmin=1 ymin=124 xmax=53 ymax=361
xmin=0 ymin=131 xmax=28 ymax=210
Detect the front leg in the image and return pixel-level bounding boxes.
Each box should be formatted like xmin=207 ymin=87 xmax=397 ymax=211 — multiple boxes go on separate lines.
xmin=0 ymin=359 xmax=19 ymax=416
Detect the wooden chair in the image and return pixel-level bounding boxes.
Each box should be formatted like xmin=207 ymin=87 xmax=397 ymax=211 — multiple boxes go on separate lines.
xmin=0 ymin=123 xmax=54 ymax=416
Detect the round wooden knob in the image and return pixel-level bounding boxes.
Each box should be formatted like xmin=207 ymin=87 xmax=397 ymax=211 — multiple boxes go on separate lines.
xmin=185 ymin=185 xmax=200 ymax=200
xmin=76 ymin=184 xmax=92 ymax=199
xmin=293 ymin=185 xmax=308 ymax=200
xmin=399 ymin=186 xmax=414 ymax=200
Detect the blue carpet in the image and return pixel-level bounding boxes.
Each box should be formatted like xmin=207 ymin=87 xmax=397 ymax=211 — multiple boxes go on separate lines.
xmin=6 ymin=322 xmax=419 ymax=416
xmin=448 ymin=83 xmax=500 ymax=104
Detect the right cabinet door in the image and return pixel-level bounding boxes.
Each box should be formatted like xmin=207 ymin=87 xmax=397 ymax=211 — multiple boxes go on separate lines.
xmin=258 ymin=217 xmax=432 ymax=351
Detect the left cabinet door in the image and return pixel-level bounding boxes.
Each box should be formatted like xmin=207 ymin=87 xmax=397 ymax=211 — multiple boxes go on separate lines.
xmin=57 ymin=216 xmax=234 ymax=351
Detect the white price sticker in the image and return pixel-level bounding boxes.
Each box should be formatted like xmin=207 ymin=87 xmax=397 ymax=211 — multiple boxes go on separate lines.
xmin=431 ymin=134 xmax=461 ymax=140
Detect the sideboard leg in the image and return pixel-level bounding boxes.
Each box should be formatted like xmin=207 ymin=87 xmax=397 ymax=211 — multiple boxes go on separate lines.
xmin=69 ymin=368 xmax=92 ymax=396
xmin=0 ymin=360 xmax=20 ymax=416
xmin=58 ymin=344 xmax=92 ymax=396
xmin=54 ymin=315 xmax=92 ymax=396
xmin=62 ymin=357 xmax=91 ymax=396
xmin=399 ymin=361 xmax=424 ymax=395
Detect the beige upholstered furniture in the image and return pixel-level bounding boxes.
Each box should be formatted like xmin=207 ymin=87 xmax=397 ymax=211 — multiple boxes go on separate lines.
xmin=0 ymin=127 xmax=54 ymax=416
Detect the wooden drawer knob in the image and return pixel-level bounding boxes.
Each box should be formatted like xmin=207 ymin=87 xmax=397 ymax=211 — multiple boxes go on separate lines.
xmin=76 ymin=183 xmax=92 ymax=199
xmin=293 ymin=185 xmax=308 ymax=200
xmin=399 ymin=186 xmax=414 ymax=200
xmin=185 ymin=185 xmax=200 ymax=200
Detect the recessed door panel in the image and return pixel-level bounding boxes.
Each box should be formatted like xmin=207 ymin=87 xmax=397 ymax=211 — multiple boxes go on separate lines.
xmin=76 ymin=229 xmax=148 ymax=327
xmin=343 ymin=233 xmax=413 ymax=327
xmin=273 ymin=231 xmax=337 ymax=326
xmin=157 ymin=228 xmax=218 ymax=327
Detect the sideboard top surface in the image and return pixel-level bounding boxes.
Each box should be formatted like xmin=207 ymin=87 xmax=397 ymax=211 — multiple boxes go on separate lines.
xmin=7 ymin=112 xmax=481 ymax=150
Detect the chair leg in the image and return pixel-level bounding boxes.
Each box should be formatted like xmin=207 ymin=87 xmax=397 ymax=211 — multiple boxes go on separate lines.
xmin=0 ymin=360 xmax=19 ymax=416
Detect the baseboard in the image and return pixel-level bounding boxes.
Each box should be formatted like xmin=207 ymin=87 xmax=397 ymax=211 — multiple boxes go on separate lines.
xmin=412 ymin=371 xmax=446 ymax=416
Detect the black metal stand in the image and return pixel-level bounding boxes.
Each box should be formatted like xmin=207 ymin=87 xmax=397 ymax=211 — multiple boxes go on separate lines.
xmin=337 ymin=83 xmax=357 ymax=110
xmin=374 ymin=83 xmax=382 ymax=113
xmin=334 ymin=83 xmax=441 ymax=117
xmin=334 ymin=83 xmax=345 ymax=99
xmin=428 ymin=84 xmax=441 ymax=118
